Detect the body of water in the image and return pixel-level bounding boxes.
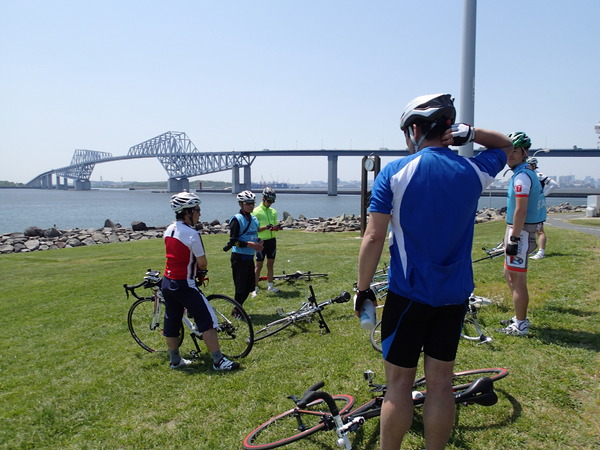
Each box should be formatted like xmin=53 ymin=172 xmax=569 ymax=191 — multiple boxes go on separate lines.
xmin=0 ymin=188 xmax=587 ymax=235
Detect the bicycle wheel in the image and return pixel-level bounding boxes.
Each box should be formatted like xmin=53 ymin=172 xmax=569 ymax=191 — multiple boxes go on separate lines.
xmin=370 ymin=319 xmax=383 ymax=353
xmin=207 ymin=294 xmax=254 ymax=358
xmin=243 ymin=395 xmax=355 ymax=449
xmin=254 ymin=317 xmax=294 ymax=342
xmin=127 ymin=297 xmax=183 ymax=352
xmin=413 ymin=368 xmax=509 ymax=394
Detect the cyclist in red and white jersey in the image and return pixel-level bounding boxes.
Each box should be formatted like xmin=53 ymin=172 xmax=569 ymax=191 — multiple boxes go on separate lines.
xmin=161 ymin=192 xmax=240 ymax=371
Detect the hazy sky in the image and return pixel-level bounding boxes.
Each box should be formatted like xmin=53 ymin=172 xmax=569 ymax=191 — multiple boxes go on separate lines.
xmin=1 ymin=1 xmax=598 ymax=185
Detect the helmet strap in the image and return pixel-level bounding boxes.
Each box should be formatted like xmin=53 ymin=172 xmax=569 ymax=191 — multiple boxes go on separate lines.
xmin=409 ymin=123 xmax=434 ymax=152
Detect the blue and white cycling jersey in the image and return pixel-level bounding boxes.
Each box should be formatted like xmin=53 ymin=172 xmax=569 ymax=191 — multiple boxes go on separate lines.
xmin=369 ymin=147 xmax=506 ymax=307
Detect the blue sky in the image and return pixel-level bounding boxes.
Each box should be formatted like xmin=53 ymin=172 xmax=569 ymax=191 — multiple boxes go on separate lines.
xmin=1 ymin=0 xmax=598 ymax=185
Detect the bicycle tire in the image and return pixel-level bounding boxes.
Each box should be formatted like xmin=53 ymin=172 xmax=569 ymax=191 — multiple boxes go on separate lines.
xmin=253 ymin=317 xmax=294 ymax=342
xmin=370 ymin=319 xmax=382 ymax=353
xmin=243 ymin=395 xmax=355 ymax=450
xmin=127 ymin=297 xmax=183 ymax=352
xmin=413 ymin=368 xmax=509 ymax=394
xmin=207 ymin=294 xmax=254 ymax=358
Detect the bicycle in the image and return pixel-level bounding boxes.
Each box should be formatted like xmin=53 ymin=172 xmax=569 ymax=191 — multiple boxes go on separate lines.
xmin=124 ymin=269 xmax=254 ymax=359
xmin=260 ymin=271 xmax=328 ymax=284
xmin=253 ymin=286 xmax=350 ymax=342
xmin=473 ymin=242 xmax=504 ymax=262
xmin=370 ymin=292 xmax=494 ymax=352
xmin=243 ymin=367 xmax=509 ymax=449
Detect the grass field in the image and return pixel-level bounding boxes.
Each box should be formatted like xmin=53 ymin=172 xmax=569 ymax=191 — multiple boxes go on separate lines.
xmin=1 ymin=221 xmax=598 ymax=449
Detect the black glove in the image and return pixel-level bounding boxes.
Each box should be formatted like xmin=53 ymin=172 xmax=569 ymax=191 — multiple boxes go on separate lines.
xmin=196 ymin=269 xmax=208 ymax=285
xmin=450 ymin=123 xmax=475 ymax=146
xmin=505 ymin=236 xmax=520 ymax=256
xmin=354 ymin=288 xmax=377 ymax=312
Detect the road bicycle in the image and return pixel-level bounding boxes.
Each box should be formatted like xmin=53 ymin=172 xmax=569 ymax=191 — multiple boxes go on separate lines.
xmin=369 ymin=292 xmax=493 ymax=352
xmin=243 ymin=367 xmax=509 ymax=449
xmin=473 ymin=242 xmax=505 ymax=263
xmin=123 ymin=269 xmax=254 ymax=359
xmin=253 ymin=286 xmax=350 ymax=342
xmin=260 ymin=270 xmax=328 ymax=284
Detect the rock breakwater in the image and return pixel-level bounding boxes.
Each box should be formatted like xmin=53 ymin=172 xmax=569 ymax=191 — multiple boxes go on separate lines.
xmin=0 ymin=203 xmax=586 ymax=254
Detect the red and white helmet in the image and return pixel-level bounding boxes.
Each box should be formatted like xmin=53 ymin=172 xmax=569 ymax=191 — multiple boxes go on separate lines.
xmin=170 ymin=192 xmax=200 ymax=212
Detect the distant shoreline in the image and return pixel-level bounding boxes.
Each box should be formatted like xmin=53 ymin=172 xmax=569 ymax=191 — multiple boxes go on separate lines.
xmin=3 ymin=185 xmax=599 ymax=198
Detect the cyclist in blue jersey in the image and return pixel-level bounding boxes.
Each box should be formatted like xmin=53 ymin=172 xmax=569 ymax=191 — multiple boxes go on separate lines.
xmin=226 ymin=190 xmax=263 ymax=307
xmin=498 ymin=132 xmax=546 ymax=336
xmin=161 ymin=192 xmax=240 ymax=371
xmin=355 ymin=93 xmax=512 ymax=449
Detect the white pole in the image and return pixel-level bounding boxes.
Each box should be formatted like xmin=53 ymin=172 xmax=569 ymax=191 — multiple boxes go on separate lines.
xmin=459 ymin=0 xmax=477 ymax=157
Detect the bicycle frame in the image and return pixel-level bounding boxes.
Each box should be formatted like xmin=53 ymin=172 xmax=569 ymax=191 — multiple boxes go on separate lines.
xmin=253 ymin=286 xmax=350 ymax=341
xmin=124 ymin=269 xmax=254 ymax=358
xmin=243 ymin=368 xmax=509 ymax=449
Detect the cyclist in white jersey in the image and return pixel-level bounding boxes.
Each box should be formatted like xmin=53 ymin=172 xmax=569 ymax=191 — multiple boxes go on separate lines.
xmin=356 ymin=93 xmax=512 ymax=449
xmin=527 ymin=157 xmax=559 ymax=260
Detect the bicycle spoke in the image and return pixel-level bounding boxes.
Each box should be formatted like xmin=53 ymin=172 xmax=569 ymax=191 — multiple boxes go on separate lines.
xmin=207 ymin=294 xmax=254 ymax=358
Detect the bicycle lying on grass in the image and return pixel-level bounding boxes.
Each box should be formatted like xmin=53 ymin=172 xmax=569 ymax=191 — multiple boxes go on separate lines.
xmin=253 ymin=286 xmax=350 ymax=342
xmin=123 ymin=269 xmax=254 ymax=359
xmin=260 ymin=271 xmax=328 ymax=284
xmin=243 ymin=367 xmax=509 ymax=449
xmin=473 ymin=242 xmax=504 ymax=262
xmin=370 ymin=292 xmax=494 ymax=352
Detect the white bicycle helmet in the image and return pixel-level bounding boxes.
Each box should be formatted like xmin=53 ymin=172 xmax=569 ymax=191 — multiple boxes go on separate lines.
xmin=527 ymin=157 xmax=538 ymax=166
xmin=170 ymin=192 xmax=200 ymax=212
xmin=399 ymin=93 xmax=456 ymax=151
xmin=399 ymin=93 xmax=456 ymax=131
xmin=236 ymin=190 xmax=256 ymax=203
xmin=262 ymin=187 xmax=276 ymax=201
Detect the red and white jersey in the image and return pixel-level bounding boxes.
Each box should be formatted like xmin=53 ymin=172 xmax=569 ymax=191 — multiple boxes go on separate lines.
xmin=163 ymin=221 xmax=205 ymax=282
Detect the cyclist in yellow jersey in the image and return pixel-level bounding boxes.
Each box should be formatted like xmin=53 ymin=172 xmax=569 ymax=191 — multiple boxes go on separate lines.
xmin=252 ymin=187 xmax=280 ymax=296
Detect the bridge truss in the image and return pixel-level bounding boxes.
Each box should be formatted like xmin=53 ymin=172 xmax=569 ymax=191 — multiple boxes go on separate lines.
xmin=127 ymin=131 xmax=254 ymax=179
xmin=55 ymin=149 xmax=113 ymax=180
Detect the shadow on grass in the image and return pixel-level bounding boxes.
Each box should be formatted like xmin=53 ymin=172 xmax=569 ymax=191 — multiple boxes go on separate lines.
xmin=533 ymin=327 xmax=600 ymax=352
xmin=449 ymin=389 xmax=522 ymax=447
xmin=544 ymin=304 xmax=595 ymax=318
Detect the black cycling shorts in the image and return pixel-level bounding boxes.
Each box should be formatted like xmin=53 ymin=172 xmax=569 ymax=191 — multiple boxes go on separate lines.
xmin=256 ymin=238 xmax=277 ymax=262
xmin=381 ymin=291 xmax=467 ymax=368
xmin=161 ymin=277 xmax=217 ymax=336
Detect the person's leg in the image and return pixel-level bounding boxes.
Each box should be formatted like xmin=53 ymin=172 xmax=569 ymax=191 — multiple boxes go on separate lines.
xmin=232 ymin=255 xmax=249 ymax=305
xmin=254 ymin=260 xmax=264 ymax=286
xmin=422 ymin=356 xmax=456 ymax=450
xmin=510 ymin=271 xmax=529 ymax=321
xmin=380 ymin=361 xmax=417 ymax=450
xmin=266 ymin=257 xmax=275 ymax=282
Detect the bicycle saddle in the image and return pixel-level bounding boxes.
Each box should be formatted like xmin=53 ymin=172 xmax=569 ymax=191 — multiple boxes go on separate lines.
xmin=454 ymin=377 xmax=498 ymax=406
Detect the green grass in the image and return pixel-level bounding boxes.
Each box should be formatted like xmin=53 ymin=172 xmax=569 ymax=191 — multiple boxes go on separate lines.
xmin=1 ymin=223 xmax=598 ymax=449
xmin=569 ymin=218 xmax=600 ymax=227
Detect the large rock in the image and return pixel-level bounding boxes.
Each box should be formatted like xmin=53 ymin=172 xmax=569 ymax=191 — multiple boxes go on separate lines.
xmin=0 ymin=244 xmax=15 ymax=254
xmin=131 ymin=221 xmax=148 ymax=231
xmin=24 ymin=226 xmax=44 ymax=237
xmin=44 ymin=227 xmax=61 ymax=238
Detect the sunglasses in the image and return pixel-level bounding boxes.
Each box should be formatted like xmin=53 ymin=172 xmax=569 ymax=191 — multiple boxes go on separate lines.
xmin=243 ymin=201 xmax=256 ymax=205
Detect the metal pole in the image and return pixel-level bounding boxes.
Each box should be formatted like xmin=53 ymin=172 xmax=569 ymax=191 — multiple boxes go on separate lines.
xmin=458 ymin=0 xmax=477 ymax=157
